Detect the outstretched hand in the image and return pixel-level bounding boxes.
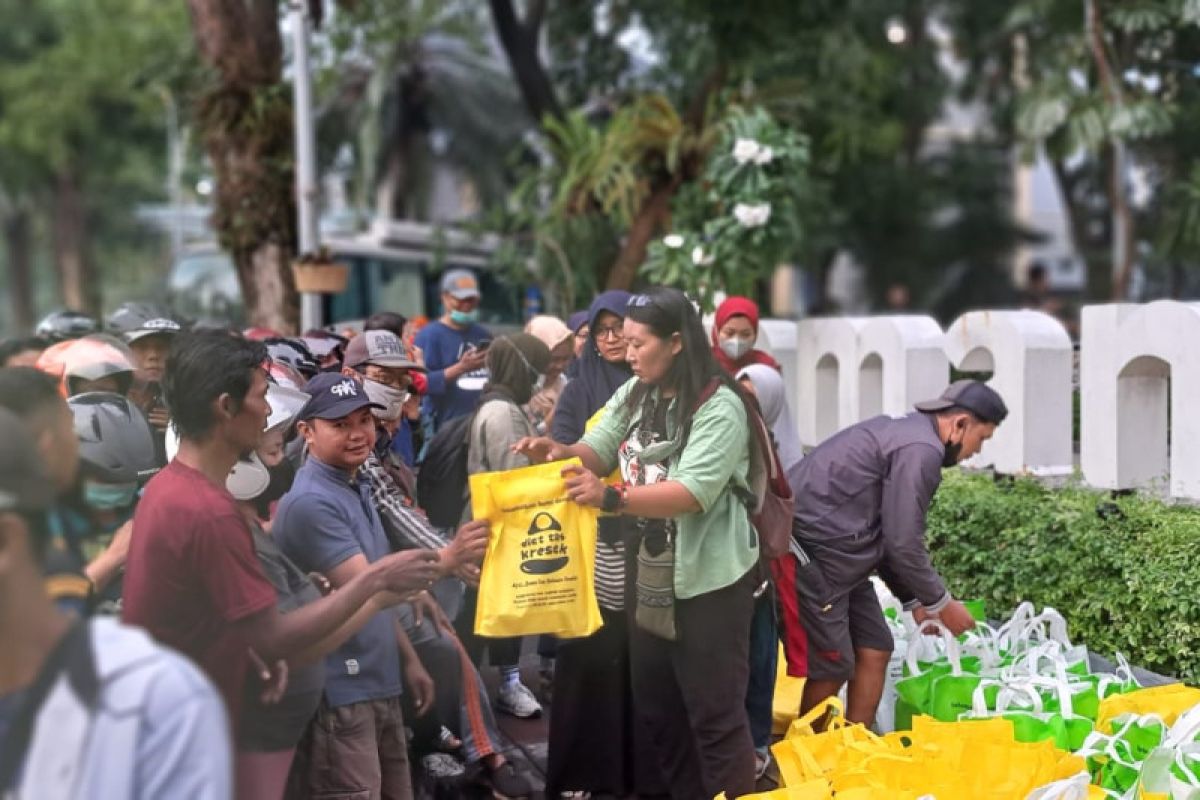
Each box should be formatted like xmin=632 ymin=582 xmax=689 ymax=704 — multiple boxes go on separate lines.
xmin=511 ymin=436 xmax=562 ymax=463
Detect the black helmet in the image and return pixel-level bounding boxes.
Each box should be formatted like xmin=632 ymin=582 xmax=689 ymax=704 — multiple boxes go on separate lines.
xmin=36 ymin=310 xmax=99 ymax=343
xmin=265 ymin=338 xmax=318 ymax=379
xmin=69 ymin=392 xmax=160 ymax=483
xmin=106 ymin=302 xmax=182 ymax=344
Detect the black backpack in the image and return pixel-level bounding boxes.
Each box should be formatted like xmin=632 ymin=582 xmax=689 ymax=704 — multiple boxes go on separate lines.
xmin=417 ymin=392 xmax=504 ymax=529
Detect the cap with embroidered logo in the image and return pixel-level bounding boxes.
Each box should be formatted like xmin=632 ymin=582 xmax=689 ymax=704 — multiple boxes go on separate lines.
xmin=440 ymin=269 xmax=480 ymax=300
xmin=299 ymin=372 xmax=384 ymax=422
xmin=343 ymin=330 xmax=425 ymax=371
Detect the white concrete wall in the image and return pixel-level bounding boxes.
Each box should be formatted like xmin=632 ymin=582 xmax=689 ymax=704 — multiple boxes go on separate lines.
xmin=1080 ymin=302 xmax=1200 ymax=498
xmin=943 ymin=310 xmax=1073 ymax=475
xmin=733 ymin=301 xmax=1200 ymax=498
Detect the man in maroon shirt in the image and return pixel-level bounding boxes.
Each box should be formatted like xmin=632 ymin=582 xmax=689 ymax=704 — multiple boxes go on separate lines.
xmin=123 ymin=330 xmax=442 ymax=729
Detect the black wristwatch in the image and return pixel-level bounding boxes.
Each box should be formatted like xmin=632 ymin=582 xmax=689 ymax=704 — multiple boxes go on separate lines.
xmin=601 ymin=485 xmax=622 ymax=513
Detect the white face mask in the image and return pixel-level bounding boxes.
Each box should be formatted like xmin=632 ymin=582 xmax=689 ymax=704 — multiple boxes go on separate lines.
xmin=362 ymin=378 xmax=408 ymax=421
xmin=720 ymin=337 xmax=753 ymax=360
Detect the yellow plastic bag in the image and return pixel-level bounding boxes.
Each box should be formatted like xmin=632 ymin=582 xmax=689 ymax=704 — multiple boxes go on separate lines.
xmin=713 ymin=780 xmax=832 ymax=800
xmin=773 ymin=643 xmax=807 ymax=735
xmin=1096 ymin=683 xmax=1200 ymax=730
xmin=470 ymin=458 xmax=603 ymax=639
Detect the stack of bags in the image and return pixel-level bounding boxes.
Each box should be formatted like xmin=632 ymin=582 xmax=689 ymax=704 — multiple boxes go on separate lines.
xmin=766 ymin=698 xmax=1092 ymax=799
xmin=889 ymin=603 xmax=1142 ymax=750
xmin=763 ymin=601 xmax=1200 ymax=798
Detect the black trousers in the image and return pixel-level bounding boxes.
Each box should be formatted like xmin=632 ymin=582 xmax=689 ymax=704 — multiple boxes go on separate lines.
xmin=454 ymin=586 xmax=523 ymax=668
xmin=545 ymin=608 xmax=667 ymax=797
xmin=629 ymin=569 xmax=757 ymax=800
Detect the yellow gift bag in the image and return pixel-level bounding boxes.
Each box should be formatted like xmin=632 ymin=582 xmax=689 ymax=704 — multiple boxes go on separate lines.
xmin=470 ymin=458 xmax=604 ymax=639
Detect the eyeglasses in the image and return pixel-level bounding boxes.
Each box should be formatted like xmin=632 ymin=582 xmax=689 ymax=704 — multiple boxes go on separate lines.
xmin=593 ymin=325 xmax=624 ymax=341
xmin=362 ymin=366 xmax=412 ymax=390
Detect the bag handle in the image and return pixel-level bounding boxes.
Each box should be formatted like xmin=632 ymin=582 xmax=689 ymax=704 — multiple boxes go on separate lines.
xmin=1174 ymin=749 xmax=1200 ymax=788
xmin=970 ymin=678 xmax=1045 ymax=717
xmin=790 ymin=695 xmax=845 ymax=736
xmin=996 ymin=601 xmax=1038 ymax=651
xmin=904 ymin=620 xmax=963 ymax=677
xmin=1096 ymin=653 xmax=1140 ymax=699
xmin=1166 ymin=701 xmax=1200 ymax=747
xmin=1024 ymin=771 xmax=1096 ymax=800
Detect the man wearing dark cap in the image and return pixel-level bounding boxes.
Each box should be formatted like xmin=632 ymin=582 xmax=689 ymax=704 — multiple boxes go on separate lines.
xmin=274 ymin=372 xmax=444 ymax=800
xmin=791 ymin=380 xmax=1008 ymax=726
xmin=414 ymin=268 xmax=492 ymax=431
xmin=123 ymin=331 xmax=441 ymax=740
xmin=0 ymin=407 xmax=233 ymax=797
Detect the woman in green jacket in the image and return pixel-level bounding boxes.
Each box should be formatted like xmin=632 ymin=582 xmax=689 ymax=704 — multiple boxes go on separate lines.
xmin=515 ymin=286 xmax=761 ymax=800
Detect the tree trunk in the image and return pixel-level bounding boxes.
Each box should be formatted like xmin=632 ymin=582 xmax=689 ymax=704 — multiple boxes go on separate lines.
xmin=186 ymin=0 xmax=298 ymax=332
xmin=605 ymin=64 xmax=725 ymax=291
xmin=605 ymin=177 xmax=681 ymax=290
xmin=243 ymin=241 xmax=295 ymax=331
xmin=52 ymin=170 xmax=99 ymax=316
xmin=1109 ymin=143 xmax=1136 ymax=301
xmin=1050 ymin=156 xmax=1111 ymax=301
xmin=489 ymin=0 xmax=563 ymax=124
xmin=4 ymin=208 xmax=34 ymax=330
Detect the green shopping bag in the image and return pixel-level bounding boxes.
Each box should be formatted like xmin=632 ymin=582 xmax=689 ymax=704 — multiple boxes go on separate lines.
xmin=1078 ymin=714 xmax=1165 ymax=796
xmin=1003 ymin=710 xmax=1094 ymax=751
xmin=893 ymin=621 xmax=1006 ymax=726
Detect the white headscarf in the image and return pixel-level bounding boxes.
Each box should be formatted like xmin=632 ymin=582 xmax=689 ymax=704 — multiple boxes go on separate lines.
xmin=737 ymin=363 xmax=803 ymax=473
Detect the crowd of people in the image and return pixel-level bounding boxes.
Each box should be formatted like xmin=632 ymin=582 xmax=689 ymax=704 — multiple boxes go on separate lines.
xmin=0 ymin=267 xmax=1010 ymax=800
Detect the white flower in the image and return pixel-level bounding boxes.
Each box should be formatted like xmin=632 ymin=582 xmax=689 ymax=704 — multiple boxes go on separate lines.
xmin=733 ymin=202 xmax=772 ymax=228
xmin=753 ymin=146 xmax=774 ymax=166
xmin=732 ymin=138 xmax=762 ymax=165
xmin=663 ymin=233 xmax=685 ymax=249
xmin=691 ymin=246 xmax=714 ymax=266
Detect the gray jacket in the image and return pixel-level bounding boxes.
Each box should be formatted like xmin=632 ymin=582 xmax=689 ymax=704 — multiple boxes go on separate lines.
xmin=791 ymin=412 xmax=950 ymax=610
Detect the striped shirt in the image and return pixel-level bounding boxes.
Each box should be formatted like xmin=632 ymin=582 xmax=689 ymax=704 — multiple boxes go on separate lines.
xmin=594 ymin=535 xmax=626 ymax=611
xmin=361 ymin=453 xmax=449 ymax=552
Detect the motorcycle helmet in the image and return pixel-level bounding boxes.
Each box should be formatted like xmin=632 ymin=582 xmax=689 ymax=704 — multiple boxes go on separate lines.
xmin=265 ymin=338 xmax=318 ymax=380
xmin=106 ymin=302 xmax=183 ymax=343
xmin=36 ymin=336 xmax=137 ymax=398
xmin=69 ymin=392 xmax=161 ymax=484
xmin=164 ymin=383 xmax=309 ymax=501
xmin=36 ymin=310 xmax=99 ymax=343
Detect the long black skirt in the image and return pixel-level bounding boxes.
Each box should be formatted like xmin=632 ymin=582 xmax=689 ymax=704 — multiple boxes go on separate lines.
xmin=545 ymin=607 xmax=668 ymax=797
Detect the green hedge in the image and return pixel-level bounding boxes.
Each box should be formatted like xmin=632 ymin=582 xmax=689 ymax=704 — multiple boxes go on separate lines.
xmin=926 ymin=471 xmax=1200 ymax=683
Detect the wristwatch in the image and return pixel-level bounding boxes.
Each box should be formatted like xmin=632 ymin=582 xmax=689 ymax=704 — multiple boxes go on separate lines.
xmin=602 ymin=485 xmax=622 ymax=513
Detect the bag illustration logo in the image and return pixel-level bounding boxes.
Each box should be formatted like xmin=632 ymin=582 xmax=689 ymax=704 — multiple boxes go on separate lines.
xmin=519 ymin=511 xmax=569 ymax=575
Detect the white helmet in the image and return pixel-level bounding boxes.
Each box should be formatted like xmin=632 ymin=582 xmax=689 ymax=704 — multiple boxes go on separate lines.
xmin=165 ymin=384 xmax=310 ymax=501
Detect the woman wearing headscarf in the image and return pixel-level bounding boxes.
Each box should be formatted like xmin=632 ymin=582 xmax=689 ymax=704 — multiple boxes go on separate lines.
xmin=524 ymin=315 xmax=575 ymax=434
xmin=553 ymin=291 xmax=633 ymax=445
xmin=712 ymin=296 xmax=780 ymax=375
xmin=567 ymin=310 xmax=589 ymax=358
xmin=454 ymin=333 xmax=552 ymax=722
xmin=737 ymin=363 xmax=808 ymax=778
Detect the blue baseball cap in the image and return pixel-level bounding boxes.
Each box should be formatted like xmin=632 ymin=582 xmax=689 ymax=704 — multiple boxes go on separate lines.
xmin=299 ymin=373 xmax=383 ymax=421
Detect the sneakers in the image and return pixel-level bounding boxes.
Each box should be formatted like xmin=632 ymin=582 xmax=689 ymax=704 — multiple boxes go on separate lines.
xmin=486 ymin=760 xmax=533 ymax=799
xmin=422 ymin=752 xmax=466 ymax=780
xmin=436 ymin=725 xmax=462 ymax=753
xmin=496 ymin=679 xmax=543 ymax=719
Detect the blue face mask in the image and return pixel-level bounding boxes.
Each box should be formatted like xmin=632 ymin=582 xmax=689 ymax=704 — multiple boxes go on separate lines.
xmin=83 ymin=480 xmax=139 ymax=511
xmin=449 ymin=308 xmax=480 ymax=325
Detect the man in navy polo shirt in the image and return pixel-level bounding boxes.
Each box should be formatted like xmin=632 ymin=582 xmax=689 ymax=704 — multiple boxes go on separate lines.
xmin=275 ymin=373 xmax=439 ymax=799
